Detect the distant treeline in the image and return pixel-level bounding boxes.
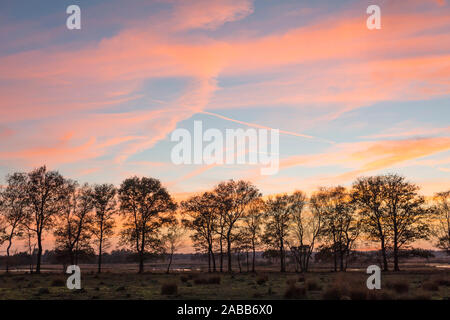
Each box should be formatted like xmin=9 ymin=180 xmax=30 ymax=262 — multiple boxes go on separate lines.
xmin=0 ymin=166 xmax=448 ymax=274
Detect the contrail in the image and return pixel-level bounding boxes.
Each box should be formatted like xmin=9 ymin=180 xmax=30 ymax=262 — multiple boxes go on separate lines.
xmin=200 ymin=111 xmax=335 ymax=144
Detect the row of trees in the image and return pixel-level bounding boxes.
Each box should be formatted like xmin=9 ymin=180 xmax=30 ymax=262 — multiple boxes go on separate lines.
xmin=0 ymin=166 xmax=179 ymax=273
xmin=181 ymin=176 xmax=449 ymax=273
xmin=0 ymin=166 xmax=448 ymax=274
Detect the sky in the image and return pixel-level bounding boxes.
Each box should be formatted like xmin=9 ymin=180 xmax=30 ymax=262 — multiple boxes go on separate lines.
xmin=0 ymin=0 xmax=449 ymax=202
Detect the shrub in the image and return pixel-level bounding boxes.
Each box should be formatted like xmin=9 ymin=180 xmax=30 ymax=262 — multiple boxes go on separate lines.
xmin=322 ymin=282 xmax=350 ymax=300
xmin=322 ymin=286 xmax=342 ymax=300
xmin=73 ymin=288 xmax=86 ymax=293
xmin=180 ymin=275 xmax=190 ymax=283
xmin=434 ymin=277 xmax=450 ymax=287
xmin=286 ymin=278 xmax=297 ymax=286
xmin=389 ymin=281 xmax=409 ymax=294
xmin=349 ymin=288 xmax=368 ymax=300
xmin=256 ymin=274 xmax=268 ymax=285
xmin=50 ymin=279 xmax=65 ymax=287
xmin=161 ymin=282 xmax=178 ymax=295
xmin=422 ymin=281 xmax=439 ymax=291
xmin=116 ymin=286 xmax=126 ymax=292
xmin=284 ymin=284 xmax=306 ymax=299
xmin=194 ymin=275 xmax=221 ymax=285
xmin=208 ymin=275 xmax=221 ymax=284
xmin=305 ymin=279 xmax=322 ymax=291
xmin=297 ymin=275 xmax=305 ymax=283
xmin=37 ymin=288 xmax=50 ymax=295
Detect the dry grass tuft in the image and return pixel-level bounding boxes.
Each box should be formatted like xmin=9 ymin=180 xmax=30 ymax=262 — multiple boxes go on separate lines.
xmin=284 ymin=284 xmax=306 ymax=299
xmin=161 ymin=282 xmax=178 ymax=295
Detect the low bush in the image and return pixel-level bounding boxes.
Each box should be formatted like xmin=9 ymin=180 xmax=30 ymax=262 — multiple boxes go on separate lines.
xmin=286 ymin=278 xmax=297 ymax=286
xmin=50 ymin=279 xmax=65 ymax=287
xmin=422 ymin=281 xmax=439 ymax=291
xmin=194 ymin=275 xmax=221 ymax=285
xmin=322 ymin=283 xmax=349 ymax=300
xmin=37 ymin=288 xmax=50 ymax=295
xmin=349 ymin=288 xmax=368 ymax=300
xmin=161 ymin=282 xmax=178 ymax=295
xmin=305 ymin=279 xmax=322 ymax=291
xmin=434 ymin=277 xmax=450 ymax=287
xmin=284 ymin=284 xmax=306 ymax=299
xmin=256 ymin=274 xmax=268 ymax=285
xmin=388 ymin=281 xmax=409 ymax=294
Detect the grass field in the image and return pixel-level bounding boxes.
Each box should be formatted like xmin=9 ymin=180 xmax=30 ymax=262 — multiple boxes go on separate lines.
xmin=0 ymin=267 xmax=448 ymax=300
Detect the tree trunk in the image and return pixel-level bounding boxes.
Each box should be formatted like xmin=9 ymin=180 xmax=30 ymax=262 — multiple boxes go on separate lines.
xmin=237 ymin=251 xmax=241 ymax=273
xmin=333 ymin=245 xmax=337 ymax=272
xmin=246 ymin=250 xmax=249 ymax=272
xmin=138 ymin=251 xmax=144 ymax=274
xmin=393 ymin=222 xmax=400 ymax=271
xmin=393 ymin=237 xmax=400 ymax=271
xmin=219 ymin=235 xmax=223 ymax=272
xmin=305 ymin=247 xmax=312 ymax=273
xmin=70 ymin=250 xmax=75 ymax=266
xmin=252 ymin=239 xmax=256 ymax=273
xmin=208 ymin=249 xmax=211 ymax=273
xmin=380 ymin=237 xmax=389 ymax=271
xmin=166 ymin=253 xmax=173 ymax=274
xmin=138 ymin=230 xmax=146 ymax=274
xmin=211 ymin=248 xmax=216 ymax=272
xmin=36 ymin=233 xmax=42 ymax=274
xmin=227 ymin=231 xmax=232 ymax=272
xmin=98 ymin=228 xmax=103 ymax=274
xmin=6 ymin=237 xmax=12 ymax=273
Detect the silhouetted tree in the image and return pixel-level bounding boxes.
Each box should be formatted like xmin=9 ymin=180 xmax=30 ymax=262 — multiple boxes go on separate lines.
xmin=262 ymin=194 xmax=298 ymax=272
xmin=161 ymin=222 xmax=183 ymax=273
xmin=53 ymin=182 xmax=94 ymax=265
xmin=91 ymin=183 xmax=117 ymax=273
xmin=290 ymin=191 xmax=321 ymax=273
xmin=352 ymin=176 xmax=390 ymax=271
xmin=215 ymin=202 xmax=227 ymax=273
xmin=25 ymin=166 xmax=66 ymax=273
xmin=383 ymin=174 xmax=431 ymax=271
xmin=234 ymin=228 xmax=252 ymax=272
xmin=242 ymin=198 xmax=265 ymax=272
xmin=433 ymin=190 xmax=449 ymax=254
xmin=315 ymin=186 xmax=360 ymax=272
xmin=0 ymin=172 xmax=29 ymax=272
xmin=214 ymin=180 xmax=260 ymax=272
xmin=118 ymin=177 xmax=176 ymax=273
xmin=181 ymin=192 xmax=218 ymax=272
